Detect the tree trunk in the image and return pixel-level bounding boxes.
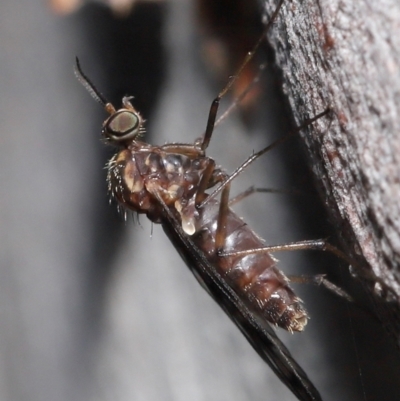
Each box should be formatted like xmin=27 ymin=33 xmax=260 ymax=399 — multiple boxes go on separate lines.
xmin=262 ymin=0 xmax=400 ymax=341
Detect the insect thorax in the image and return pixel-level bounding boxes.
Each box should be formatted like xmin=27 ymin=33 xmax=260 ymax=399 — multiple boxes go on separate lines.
xmin=106 ymin=143 xmax=211 ymax=225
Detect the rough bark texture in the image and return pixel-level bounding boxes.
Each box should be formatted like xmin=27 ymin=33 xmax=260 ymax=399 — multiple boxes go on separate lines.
xmin=262 ymin=0 xmax=400 ymax=340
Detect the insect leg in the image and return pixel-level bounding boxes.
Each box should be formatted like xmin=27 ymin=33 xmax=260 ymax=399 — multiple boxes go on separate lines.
xmin=214 ymin=63 xmax=266 ymax=130
xmin=194 ymin=159 xmax=218 ymax=207
xmin=193 ymin=159 xmax=230 ymax=208
xmin=200 ymin=0 xmax=285 ymax=151
xmin=189 ymin=160 xmax=231 ymax=251
xmin=199 ymin=109 xmax=331 ymax=209
xmin=220 ymin=239 xmax=360 ymax=303
xmin=220 ymin=238 xmax=352 ymax=262
xmin=288 ymin=274 xmax=383 ymax=321
xmin=223 ymin=239 xmax=397 ymax=302
xmin=189 ymin=162 xmax=231 ymax=251
xmin=228 ymin=186 xmax=300 ymax=207
xmin=215 ymin=182 xmax=231 ymax=252
xmin=287 ymin=274 xmax=354 ymax=302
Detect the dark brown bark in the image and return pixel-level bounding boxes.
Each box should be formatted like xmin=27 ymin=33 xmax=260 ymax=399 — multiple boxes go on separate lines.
xmin=262 ymin=0 xmax=400 ymax=339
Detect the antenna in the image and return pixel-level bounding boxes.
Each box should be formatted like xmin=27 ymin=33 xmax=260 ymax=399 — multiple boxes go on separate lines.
xmin=74 ymin=57 xmax=109 ymax=107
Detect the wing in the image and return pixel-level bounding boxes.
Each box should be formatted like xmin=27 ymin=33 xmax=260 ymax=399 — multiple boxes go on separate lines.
xmin=154 ymin=193 xmax=322 ymax=401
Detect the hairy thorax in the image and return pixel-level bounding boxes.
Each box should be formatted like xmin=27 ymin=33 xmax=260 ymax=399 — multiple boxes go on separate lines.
xmin=107 ymin=141 xmax=211 ymax=225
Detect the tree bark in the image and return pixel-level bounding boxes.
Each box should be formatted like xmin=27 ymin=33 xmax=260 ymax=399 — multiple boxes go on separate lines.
xmin=262 ymin=0 xmax=400 ymax=341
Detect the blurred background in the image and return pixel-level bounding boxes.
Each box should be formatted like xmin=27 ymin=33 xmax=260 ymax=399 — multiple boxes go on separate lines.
xmin=0 ymin=0 xmax=399 ymax=400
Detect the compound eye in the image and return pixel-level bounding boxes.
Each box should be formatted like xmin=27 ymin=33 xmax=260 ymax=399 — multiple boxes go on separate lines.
xmin=104 ymin=110 xmax=140 ymax=142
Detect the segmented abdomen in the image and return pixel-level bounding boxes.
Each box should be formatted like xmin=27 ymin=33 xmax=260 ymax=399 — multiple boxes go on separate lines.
xmin=108 ymin=146 xmax=307 ymax=332
xmin=191 ymin=198 xmax=308 ymax=332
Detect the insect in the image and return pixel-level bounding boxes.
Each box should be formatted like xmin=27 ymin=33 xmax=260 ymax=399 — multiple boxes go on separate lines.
xmin=74 ymin=1 xmax=352 ymax=400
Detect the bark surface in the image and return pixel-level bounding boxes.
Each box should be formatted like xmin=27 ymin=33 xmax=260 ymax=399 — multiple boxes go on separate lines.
xmin=262 ymin=0 xmax=400 ymax=340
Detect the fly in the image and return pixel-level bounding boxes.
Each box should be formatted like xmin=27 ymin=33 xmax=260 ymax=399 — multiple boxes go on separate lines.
xmin=74 ymin=0 xmax=352 ymax=399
